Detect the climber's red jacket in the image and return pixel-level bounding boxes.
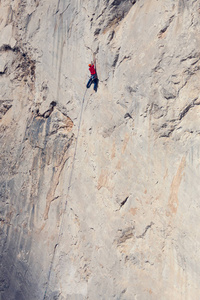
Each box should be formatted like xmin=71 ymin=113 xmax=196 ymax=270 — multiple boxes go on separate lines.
xmin=89 ymin=64 xmax=96 ymax=75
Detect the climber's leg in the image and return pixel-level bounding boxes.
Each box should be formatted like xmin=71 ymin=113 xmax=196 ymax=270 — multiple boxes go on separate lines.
xmin=86 ymin=77 xmax=93 ymax=88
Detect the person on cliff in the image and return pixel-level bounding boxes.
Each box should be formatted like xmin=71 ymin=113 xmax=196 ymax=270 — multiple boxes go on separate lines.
xmin=86 ymin=62 xmax=98 ymax=92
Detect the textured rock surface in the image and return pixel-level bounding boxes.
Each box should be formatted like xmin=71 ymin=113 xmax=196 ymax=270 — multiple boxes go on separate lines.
xmin=1 ymin=0 xmax=200 ymax=299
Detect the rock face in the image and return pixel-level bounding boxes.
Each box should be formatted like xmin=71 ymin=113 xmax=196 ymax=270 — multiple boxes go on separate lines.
xmin=1 ymin=0 xmax=200 ymax=299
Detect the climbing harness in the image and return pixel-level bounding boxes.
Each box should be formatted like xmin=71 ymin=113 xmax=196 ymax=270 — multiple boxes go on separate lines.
xmin=43 ymin=88 xmax=87 ymax=300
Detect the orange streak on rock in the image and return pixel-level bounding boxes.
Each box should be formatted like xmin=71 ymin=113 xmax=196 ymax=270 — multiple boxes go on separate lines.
xmin=168 ymin=156 xmax=186 ymax=214
xmin=122 ymin=133 xmax=130 ymax=154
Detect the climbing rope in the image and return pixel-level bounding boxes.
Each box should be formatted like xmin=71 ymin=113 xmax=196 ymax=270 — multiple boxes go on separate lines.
xmin=64 ymin=88 xmax=87 ymax=208
xmin=43 ymin=88 xmax=87 ymax=300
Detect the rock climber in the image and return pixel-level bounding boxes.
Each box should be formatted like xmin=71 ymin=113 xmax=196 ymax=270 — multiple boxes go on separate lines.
xmin=86 ymin=62 xmax=98 ymax=92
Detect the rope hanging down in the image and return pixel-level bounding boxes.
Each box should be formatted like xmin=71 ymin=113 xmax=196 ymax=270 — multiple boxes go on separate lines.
xmin=43 ymin=88 xmax=87 ymax=300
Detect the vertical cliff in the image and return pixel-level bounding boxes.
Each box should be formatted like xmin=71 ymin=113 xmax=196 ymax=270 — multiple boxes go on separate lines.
xmin=1 ymin=0 xmax=200 ymax=299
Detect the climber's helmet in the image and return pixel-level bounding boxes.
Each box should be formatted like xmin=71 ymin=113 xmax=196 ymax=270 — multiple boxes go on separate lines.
xmin=88 ymin=64 xmax=91 ymax=67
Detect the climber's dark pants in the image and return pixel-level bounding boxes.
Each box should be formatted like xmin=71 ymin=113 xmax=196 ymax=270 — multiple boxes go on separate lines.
xmin=87 ymin=75 xmax=98 ymax=92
